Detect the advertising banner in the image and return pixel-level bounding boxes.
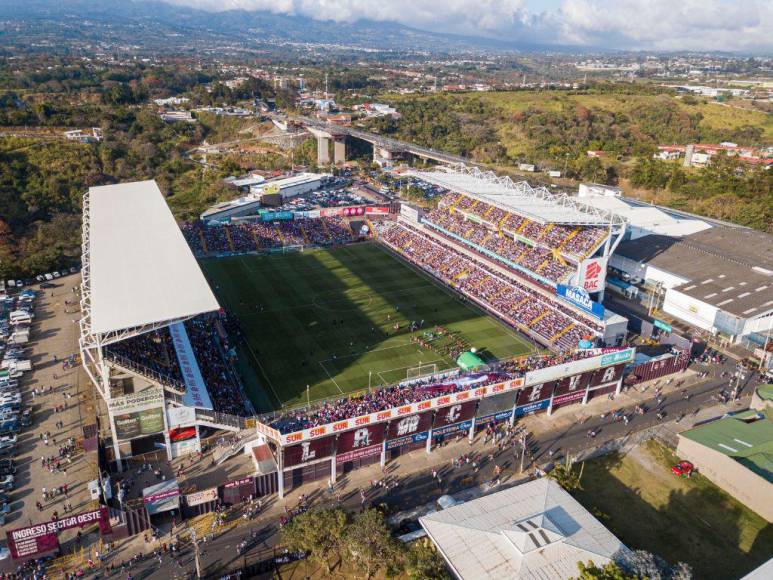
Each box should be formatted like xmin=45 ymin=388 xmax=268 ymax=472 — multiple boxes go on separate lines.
xmin=185 ymin=487 xmax=218 ymax=507
xmin=515 ymin=398 xmax=551 ymax=417
xmin=114 ymin=407 xmax=165 ymax=441
xmin=336 ymin=444 xmax=382 ymax=464
xmin=169 ymin=322 xmax=214 ymax=410
xmin=171 ymin=438 xmax=200 ymax=458
xmin=365 ymin=206 xmax=390 ymax=215
xmin=386 ymin=410 xmax=434 ymax=440
xmin=6 ymin=508 xmax=111 ymax=560
xmin=475 ymin=409 xmax=514 ymax=426
xmin=279 ymin=378 xmax=524 ymax=445
xmin=432 ymin=420 xmax=473 ymax=439
xmin=556 ymin=284 xmax=605 ymax=320
xmin=600 ymin=349 xmax=635 ymax=367
xmin=336 ymin=423 xmax=386 ymax=455
xmin=107 ymin=387 xmax=164 ymax=415
xmin=385 ymin=431 xmax=429 ymax=450
xmin=167 ymin=405 xmax=196 ymax=428
xmin=551 ymin=389 xmax=586 ymax=407
xmin=432 ymin=400 xmax=477 ymax=429
xmin=283 ymin=434 xmax=335 ymax=468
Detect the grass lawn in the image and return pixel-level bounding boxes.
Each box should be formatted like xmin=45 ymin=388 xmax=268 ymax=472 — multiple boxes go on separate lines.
xmin=572 ymin=440 xmax=773 ymax=579
xmin=201 ymin=243 xmax=535 ymax=411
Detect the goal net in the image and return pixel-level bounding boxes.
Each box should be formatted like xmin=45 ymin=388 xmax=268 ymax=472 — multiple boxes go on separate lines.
xmin=406 ymin=363 xmax=438 ymax=381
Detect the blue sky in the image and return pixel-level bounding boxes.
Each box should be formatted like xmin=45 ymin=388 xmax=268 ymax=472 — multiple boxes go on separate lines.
xmin=162 ymin=1 xmax=773 ymax=53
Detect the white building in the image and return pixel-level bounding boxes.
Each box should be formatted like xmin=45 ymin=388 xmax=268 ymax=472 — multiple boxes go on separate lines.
xmin=420 ymin=478 xmax=627 ymax=580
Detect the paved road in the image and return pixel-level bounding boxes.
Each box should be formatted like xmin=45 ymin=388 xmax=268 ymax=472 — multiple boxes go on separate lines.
xmin=90 ymin=358 xmax=760 ymax=580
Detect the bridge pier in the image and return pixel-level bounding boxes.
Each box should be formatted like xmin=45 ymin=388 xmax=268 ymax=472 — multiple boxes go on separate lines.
xmin=333 ymin=137 xmax=346 ymax=165
xmin=316 ymin=136 xmax=330 ymax=165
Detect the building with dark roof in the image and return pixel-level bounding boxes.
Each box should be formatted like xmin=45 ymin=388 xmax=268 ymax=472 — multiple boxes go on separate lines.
xmin=610 ymin=226 xmax=773 ymax=344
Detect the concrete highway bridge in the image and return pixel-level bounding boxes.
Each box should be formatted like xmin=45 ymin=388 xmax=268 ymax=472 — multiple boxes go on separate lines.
xmin=274 ymin=113 xmax=469 ymax=166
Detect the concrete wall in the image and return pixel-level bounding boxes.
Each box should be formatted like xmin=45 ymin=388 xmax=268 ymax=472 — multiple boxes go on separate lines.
xmin=676 ymin=436 xmax=773 ymax=522
xmin=663 ymin=289 xmax=718 ymax=332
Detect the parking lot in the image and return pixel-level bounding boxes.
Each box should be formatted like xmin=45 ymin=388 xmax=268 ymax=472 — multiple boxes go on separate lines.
xmin=0 ymin=274 xmax=95 ymax=567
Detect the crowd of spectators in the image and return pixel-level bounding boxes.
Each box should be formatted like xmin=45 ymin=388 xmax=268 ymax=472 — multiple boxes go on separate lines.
xmin=267 ymin=348 xmax=607 ymax=434
xmin=105 ymin=317 xmax=250 ymax=417
xmin=442 ymin=193 xmax=608 ymax=259
xmin=376 ymin=221 xmax=600 ymax=351
xmin=181 ymin=217 xmax=354 ymax=255
xmin=425 ymin=208 xmax=574 ymax=284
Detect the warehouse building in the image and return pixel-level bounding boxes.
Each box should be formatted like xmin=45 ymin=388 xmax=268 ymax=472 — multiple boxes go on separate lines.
xmin=676 ymin=410 xmax=773 ymax=522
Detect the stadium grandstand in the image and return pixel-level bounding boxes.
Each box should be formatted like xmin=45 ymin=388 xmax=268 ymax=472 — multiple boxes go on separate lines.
xmin=79 ymin=181 xmax=254 ymax=468
xmin=79 ymin=176 xmax=639 ymax=499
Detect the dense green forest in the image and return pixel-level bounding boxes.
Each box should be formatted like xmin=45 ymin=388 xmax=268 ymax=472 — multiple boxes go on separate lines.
xmin=367 ymin=87 xmax=772 ymax=231
xmin=0 ymin=56 xmax=304 ymax=279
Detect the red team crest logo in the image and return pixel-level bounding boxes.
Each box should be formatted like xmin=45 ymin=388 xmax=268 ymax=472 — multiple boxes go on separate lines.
xmin=585 ymin=261 xmax=602 ymax=279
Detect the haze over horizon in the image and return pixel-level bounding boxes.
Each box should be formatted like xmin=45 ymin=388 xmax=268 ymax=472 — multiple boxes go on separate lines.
xmin=158 ymin=0 xmax=773 ymax=53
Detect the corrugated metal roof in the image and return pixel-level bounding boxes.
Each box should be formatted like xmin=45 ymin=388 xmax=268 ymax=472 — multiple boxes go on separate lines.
xmin=419 ymin=478 xmax=626 ymax=579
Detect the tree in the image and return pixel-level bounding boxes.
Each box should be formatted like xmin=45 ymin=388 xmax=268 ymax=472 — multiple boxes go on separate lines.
xmin=405 ymin=539 xmax=450 ymax=580
xmin=281 ymin=508 xmax=348 ymax=574
xmin=575 ymin=560 xmax=638 ymax=579
xmin=344 ymin=508 xmax=402 ymax=578
xmin=548 ymin=459 xmax=582 ymax=492
xmin=618 ymin=550 xmax=693 ymax=580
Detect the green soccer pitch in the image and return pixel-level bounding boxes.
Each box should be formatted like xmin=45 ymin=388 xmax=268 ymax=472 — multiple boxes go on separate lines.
xmin=200 ymin=243 xmax=537 ymax=411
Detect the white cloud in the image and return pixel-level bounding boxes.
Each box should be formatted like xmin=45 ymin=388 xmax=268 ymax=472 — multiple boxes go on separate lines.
xmin=161 ymin=0 xmax=773 ymax=52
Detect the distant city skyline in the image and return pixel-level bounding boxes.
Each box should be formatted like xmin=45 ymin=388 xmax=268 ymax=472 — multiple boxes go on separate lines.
xmin=159 ymin=0 xmax=773 ymax=53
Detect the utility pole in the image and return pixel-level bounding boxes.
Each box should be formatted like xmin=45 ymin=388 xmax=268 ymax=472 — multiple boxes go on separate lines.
xmin=191 ymin=528 xmax=202 ymax=579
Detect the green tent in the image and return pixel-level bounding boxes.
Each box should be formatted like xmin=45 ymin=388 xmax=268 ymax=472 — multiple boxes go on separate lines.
xmin=456 ymin=351 xmax=485 ymax=371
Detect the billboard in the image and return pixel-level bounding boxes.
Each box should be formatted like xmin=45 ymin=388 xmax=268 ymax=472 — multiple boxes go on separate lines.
xmin=185 ymin=487 xmax=218 ymax=507
xmin=516 ymin=382 xmax=555 ymax=407
xmin=336 ymin=423 xmax=386 ymax=455
xmin=6 ymin=508 xmax=111 ymax=560
xmin=432 ymin=420 xmax=473 ymax=438
xmin=515 ymin=399 xmax=551 ymax=417
xmin=524 ymin=349 xmax=634 ymax=386
xmin=114 ymin=407 xmax=164 ymax=441
xmin=167 ymin=405 xmax=196 ymax=428
xmin=577 ymin=257 xmax=608 ymax=294
xmin=589 ymin=363 xmax=625 ymax=387
xmin=283 ymin=435 xmax=335 ymax=468
xmin=551 ymin=389 xmax=586 ymax=407
xmin=551 ymin=371 xmax=593 ymax=398
xmin=556 ymin=285 xmax=605 ymax=320
xmin=432 ymin=400 xmax=477 ymax=429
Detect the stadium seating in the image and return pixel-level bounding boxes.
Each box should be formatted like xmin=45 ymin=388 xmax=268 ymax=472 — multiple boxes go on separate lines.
xmin=438 ymin=193 xmax=608 ymax=259
xmin=181 ymin=218 xmax=354 ymax=256
xmin=105 ymin=316 xmax=250 ymax=416
xmin=424 ymin=208 xmax=574 ymax=284
xmin=375 ymin=221 xmax=601 ymax=351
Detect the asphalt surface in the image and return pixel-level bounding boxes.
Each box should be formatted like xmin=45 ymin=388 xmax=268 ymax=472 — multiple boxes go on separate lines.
xmin=71 ymin=358 xmax=760 ymax=579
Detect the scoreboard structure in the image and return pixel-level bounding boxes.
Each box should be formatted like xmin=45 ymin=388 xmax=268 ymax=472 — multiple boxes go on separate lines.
xmin=254 ymin=348 xmax=635 ymax=497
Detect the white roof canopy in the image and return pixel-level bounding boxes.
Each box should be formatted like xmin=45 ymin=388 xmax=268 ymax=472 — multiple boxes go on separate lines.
xmin=407 ymin=166 xmax=620 ymax=227
xmin=86 ymin=180 xmax=219 ymax=336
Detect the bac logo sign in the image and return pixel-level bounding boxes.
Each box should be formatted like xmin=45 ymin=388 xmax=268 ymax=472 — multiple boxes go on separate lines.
xmin=580 ymin=258 xmax=606 ymax=293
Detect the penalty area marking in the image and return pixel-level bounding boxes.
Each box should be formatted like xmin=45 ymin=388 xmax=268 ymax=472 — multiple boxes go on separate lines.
xmin=318 ymin=360 xmax=345 ymax=395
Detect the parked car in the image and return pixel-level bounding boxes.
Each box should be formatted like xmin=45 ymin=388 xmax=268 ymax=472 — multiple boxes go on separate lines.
xmin=0 ymin=474 xmax=14 ymax=490
xmin=0 ymin=459 xmax=16 ymax=476
xmin=0 ymin=503 xmax=10 ymax=515
xmin=0 ymin=421 xmax=20 ymax=437
xmin=0 ymin=434 xmax=17 ymax=446
xmin=20 ymin=409 xmax=31 ymax=427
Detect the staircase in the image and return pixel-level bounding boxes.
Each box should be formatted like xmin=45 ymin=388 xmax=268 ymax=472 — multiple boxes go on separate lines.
xmin=274 ymin=223 xmax=286 ymax=245
xmin=557 ymin=227 xmax=580 ymax=252
xmin=320 ymin=218 xmax=332 ymax=241
xmin=212 ymin=429 xmax=261 ymax=465
xmin=528 ymin=311 xmax=548 ymax=328
xmin=225 ymin=227 xmax=235 ymax=252
xmin=550 ymin=322 xmax=575 ymax=344
xmin=252 ymin=229 xmax=262 ymax=250
xmin=299 ymin=224 xmax=310 ymax=244
xmin=198 ymin=231 xmax=209 ymax=254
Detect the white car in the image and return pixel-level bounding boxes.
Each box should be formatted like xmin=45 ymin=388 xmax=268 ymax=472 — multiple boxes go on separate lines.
xmin=0 ymin=475 xmax=13 ymax=490
xmin=0 ymin=435 xmax=17 ymax=445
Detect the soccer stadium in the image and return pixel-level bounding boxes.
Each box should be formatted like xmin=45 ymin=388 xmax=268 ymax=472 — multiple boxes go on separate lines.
xmin=79 ymin=168 xmax=658 ymax=496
